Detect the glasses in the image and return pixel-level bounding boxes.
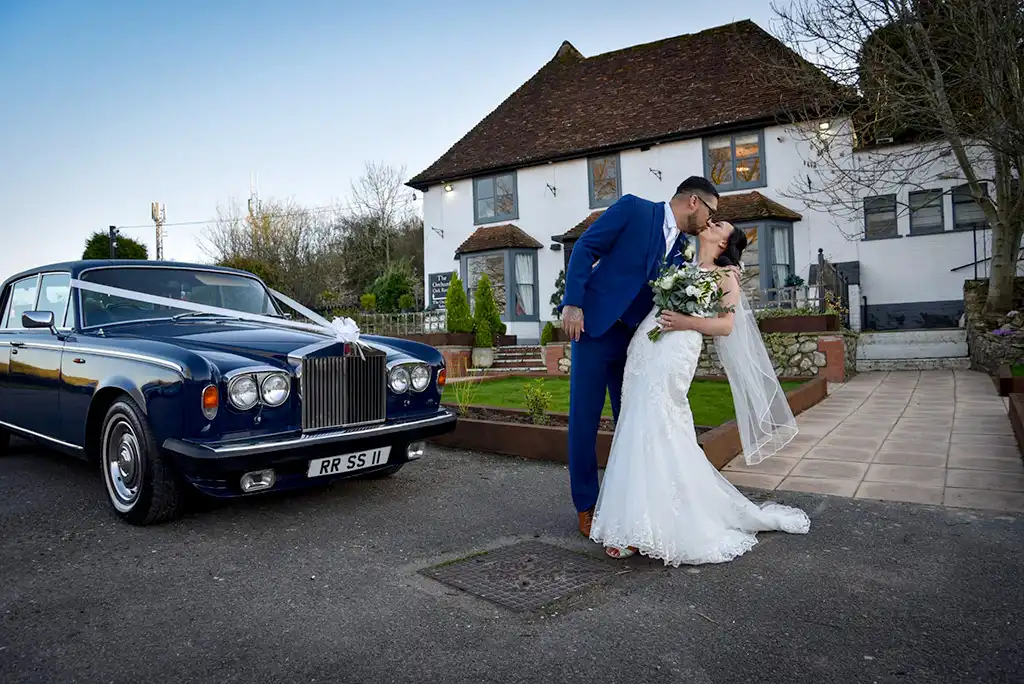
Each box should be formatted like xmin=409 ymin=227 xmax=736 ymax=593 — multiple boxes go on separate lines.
xmin=696 ymin=195 xmax=718 ymax=222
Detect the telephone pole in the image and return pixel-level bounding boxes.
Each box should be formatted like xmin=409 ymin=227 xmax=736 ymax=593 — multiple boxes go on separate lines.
xmin=151 ymin=202 xmax=166 ymax=260
xmin=108 ymin=225 xmax=118 ymax=258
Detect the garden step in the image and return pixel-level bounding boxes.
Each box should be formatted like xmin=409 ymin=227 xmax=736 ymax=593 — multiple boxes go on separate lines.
xmin=856 ymin=329 xmax=968 ymax=361
xmin=492 ymin=361 xmax=545 ymax=369
xmin=467 ymin=366 xmax=549 ymax=374
xmin=856 ymin=357 xmax=972 ymax=371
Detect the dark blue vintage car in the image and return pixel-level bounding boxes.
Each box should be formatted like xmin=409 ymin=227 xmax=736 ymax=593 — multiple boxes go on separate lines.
xmin=0 ymin=260 xmax=456 ymax=525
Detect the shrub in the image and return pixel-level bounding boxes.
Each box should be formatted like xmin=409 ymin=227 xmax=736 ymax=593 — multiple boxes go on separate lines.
xmin=549 ymin=268 xmax=566 ymax=317
xmin=398 ymin=293 xmax=416 ymax=311
xmin=540 ymin=321 xmax=555 ymax=346
xmin=360 ymin=293 xmax=377 ymax=312
xmin=370 ymin=263 xmax=414 ymax=313
xmin=523 ymin=379 xmax=553 ymax=425
xmin=473 ymin=274 xmax=505 ymax=339
xmin=445 ymin=273 xmax=473 ymax=333
xmin=474 ymin=318 xmax=494 ymax=348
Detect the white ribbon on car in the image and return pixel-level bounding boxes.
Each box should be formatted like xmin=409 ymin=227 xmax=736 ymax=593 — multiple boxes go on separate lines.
xmin=68 ymin=278 xmax=369 ymax=358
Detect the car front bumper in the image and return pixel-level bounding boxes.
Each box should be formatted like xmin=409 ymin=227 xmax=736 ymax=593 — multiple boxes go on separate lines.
xmin=161 ymin=410 xmax=457 ymax=497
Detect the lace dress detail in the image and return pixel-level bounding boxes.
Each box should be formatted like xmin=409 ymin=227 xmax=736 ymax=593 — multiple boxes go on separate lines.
xmin=589 ymin=304 xmax=810 ymax=567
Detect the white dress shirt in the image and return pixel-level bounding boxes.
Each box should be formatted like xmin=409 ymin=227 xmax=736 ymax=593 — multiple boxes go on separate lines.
xmin=662 ymin=201 xmax=680 ymax=259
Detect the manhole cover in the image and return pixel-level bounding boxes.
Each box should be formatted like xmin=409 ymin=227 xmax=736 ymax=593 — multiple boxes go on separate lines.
xmin=420 ymin=541 xmax=613 ymax=612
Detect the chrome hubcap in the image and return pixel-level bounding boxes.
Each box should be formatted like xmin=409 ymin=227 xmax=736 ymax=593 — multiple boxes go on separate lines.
xmin=105 ymin=419 xmax=142 ymax=507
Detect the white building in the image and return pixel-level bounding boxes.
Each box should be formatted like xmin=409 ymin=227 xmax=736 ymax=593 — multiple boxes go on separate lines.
xmin=408 ymin=19 xmax=997 ymax=344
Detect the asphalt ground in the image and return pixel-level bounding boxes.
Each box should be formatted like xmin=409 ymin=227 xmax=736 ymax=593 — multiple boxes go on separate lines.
xmin=1 ymin=439 xmax=1021 ymax=684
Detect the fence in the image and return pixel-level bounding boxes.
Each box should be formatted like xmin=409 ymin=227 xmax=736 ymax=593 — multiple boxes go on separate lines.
xmin=747 ymin=284 xmax=821 ymax=312
xmin=355 ymin=310 xmax=447 ymax=336
xmin=815 ymin=248 xmax=851 ymax=327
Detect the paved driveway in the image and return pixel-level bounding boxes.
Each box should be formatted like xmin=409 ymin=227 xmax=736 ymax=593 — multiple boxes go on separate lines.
xmin=724 ymin=370 xmax=1024 ymax=512
xmin=1 ymin=438 xmax=1021 ymax=683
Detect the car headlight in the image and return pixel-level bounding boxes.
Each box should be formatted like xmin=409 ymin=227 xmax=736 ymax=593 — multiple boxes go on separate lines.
xmin=410 ymin=364 xmax=430 ymax=392
xmin=228 ymin=375 xmax=259 ymax=410
xmin=260 ymin=373 xmax=290 ymax=407
xmin=388 ymin=366 xmax=411 ymax=393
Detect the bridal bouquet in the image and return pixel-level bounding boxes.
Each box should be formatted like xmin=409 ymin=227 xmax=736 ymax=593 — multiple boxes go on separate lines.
xmin=647 ymin=262 xmax=734 ymax=342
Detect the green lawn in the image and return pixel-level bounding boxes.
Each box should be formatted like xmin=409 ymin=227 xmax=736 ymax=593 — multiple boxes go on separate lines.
xmin=457 ymin=376 xmax=805 ymax=427
xmin=1012 ymin=365 xmax=1024 ymax=377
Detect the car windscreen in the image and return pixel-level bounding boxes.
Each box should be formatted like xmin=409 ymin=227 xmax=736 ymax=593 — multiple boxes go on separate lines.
xmin=79 ymin=267 xmax=279 ymax=328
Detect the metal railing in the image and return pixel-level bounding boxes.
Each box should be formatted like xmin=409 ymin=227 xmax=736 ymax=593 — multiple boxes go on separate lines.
xmin=815 ymin=248 xmax=851 ymax=327
xmin=354 ymin=310 xmax=447 ymax=336
xmin=747 ymin=285 xmax=821 ymax=312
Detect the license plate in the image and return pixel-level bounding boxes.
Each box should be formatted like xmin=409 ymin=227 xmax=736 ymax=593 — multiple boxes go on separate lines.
xmin=306 ymin=447 xmax=391 ymax=478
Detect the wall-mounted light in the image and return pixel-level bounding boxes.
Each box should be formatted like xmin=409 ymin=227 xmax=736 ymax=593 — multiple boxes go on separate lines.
xmin=443 ymin=183 xmax=453 ymax=192
xmin=818 ymin=121 xmax=831 ymax=131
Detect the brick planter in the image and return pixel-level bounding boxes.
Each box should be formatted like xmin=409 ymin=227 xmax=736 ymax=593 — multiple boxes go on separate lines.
xmin=438 ymin=346 xmax=472 ymax=378
xmin=1008 ymin=393 xmax=1024 ymax=459
xmin=758 ymin=314 xmax=839 ymax=334
xmin=430 ymin=376 xmax=828 ymax=470
xmin=994 ymin=364 xmax=1024 ymax=397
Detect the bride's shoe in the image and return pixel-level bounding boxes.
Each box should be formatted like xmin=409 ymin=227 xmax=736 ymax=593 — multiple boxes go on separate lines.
xmin=605 ymin=545 xmax=637 ymax=559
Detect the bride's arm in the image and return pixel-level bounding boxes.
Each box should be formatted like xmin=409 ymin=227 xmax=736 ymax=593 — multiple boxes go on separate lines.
xmin=656 ymin=271 xmax=741 ymax=337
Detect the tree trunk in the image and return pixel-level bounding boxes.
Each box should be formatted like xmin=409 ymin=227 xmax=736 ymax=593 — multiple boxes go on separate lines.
xmin=985 ymin=217 xmax=1024 ymax=315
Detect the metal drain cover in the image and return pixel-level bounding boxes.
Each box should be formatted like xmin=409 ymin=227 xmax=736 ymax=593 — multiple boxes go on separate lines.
xmin=420 ymin=541 xmax=613 ymax=612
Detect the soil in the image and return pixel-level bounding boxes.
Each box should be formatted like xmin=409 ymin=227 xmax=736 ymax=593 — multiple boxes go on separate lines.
xmin=454 ymin=405 xmax=712 ymax=436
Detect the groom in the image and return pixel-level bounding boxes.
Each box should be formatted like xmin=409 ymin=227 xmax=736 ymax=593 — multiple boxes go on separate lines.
xmin=560 ymin=175 xmax=721 ymax=537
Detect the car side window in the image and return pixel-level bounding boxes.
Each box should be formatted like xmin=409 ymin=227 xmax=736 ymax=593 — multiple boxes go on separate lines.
xmin=3 ymin=277 xmax=40 ymax=330
xmin=37 ymin=273 xmax=71 ymax=328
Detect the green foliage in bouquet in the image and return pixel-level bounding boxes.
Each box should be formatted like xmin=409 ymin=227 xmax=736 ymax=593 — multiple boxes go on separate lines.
xmin=646 ymin=263 xmax=734 ymax=342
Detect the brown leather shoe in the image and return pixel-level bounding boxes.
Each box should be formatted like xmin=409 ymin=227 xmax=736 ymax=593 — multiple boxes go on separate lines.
xmin=578 ymin=508 xmax=594 ymax=537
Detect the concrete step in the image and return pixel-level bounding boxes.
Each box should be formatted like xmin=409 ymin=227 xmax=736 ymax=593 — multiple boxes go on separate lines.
xmin=857 ymin=329 xmax=968 ymax=361
xmin=856 ymin=357 xmax=972 ymax=372
xmin=467 ymin=366 xmax=549 ymax=374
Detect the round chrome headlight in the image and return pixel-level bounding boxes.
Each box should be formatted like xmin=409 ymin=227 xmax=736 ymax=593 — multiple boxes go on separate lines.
xmin=410 ymin=364 xmax=431 ymax=392
xmin=227 ymin=375 xmax=259 ymax=410
xmin=388 ymin=366 xmax=411 ymax=393
xmin=260 ymin=373 xmax=290 ymax=407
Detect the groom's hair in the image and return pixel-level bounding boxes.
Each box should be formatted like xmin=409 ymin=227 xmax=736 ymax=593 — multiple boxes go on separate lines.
xmin=673 ymin=175 xmax=719 ymax=200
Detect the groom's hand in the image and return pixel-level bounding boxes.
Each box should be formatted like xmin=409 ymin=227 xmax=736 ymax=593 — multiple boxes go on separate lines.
xmin=562 ymin=305 xmax=585 ymax=341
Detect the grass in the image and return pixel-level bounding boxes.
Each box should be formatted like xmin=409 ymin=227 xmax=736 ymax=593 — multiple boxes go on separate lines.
xmin=1012 ymin=365 xmax=1024 ymax=377
xmin=457 ymin=376 xmax=806 ymax=427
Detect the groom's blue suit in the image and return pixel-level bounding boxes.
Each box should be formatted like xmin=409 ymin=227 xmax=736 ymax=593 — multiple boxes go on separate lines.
xmin=561 ymin=194 xmax=691 ymax=514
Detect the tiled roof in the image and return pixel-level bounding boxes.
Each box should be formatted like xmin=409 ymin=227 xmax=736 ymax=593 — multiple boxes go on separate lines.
xmin=554 ymin=191 xmax=801 ymax=242
xmin=454 ymin=223 xmax=544 ymax=257
xmin=408 ymin=20 xmax=838 ymax=190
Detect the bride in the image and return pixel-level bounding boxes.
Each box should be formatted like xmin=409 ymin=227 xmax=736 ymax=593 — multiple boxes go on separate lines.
xmin=589 ymin=220 xmax=810 ymax=565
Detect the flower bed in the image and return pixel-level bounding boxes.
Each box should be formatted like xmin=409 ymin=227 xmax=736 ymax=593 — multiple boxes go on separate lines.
xmin=1007 ymin=393 xmax=1024 ymax=460
xmin=994 ymin=364 xmax=1024 ymax=396
xmin=430 ymin=375 xmax=828 ymax=470
xmin=757 ymin=314 xmax=839 ymax=334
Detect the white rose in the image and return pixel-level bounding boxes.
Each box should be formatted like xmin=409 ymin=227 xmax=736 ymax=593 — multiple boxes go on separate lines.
xmin=684 ymin=243 xmax=696 ymax=261
xmin=658 ymin=276 xmax=674 ymax=289
xmin=685 ymin=285 xmax=700 ymax=297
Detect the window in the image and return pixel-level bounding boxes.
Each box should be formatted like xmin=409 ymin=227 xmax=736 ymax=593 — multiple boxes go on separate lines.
xmin=513 ymin=253 xmax=536 ymax=317
xmin=909 ymin=189 xmax=944 ymax=235
xmin=3 ymin=276 xmax=39 ymax=329
xmin=473 ymin=172 xmax=517 ymax=224
xmin=703 ymin=130 xmax=766 ymax=191
xmin=37 ymin=273 xmax=71 ymax=328
xmin=863 ymin=195 xmax=898 ymax=239
xmin=465 ymin=253 xmax=506 ymax=314
xmin=769 ymin=224 xmax=794 ymax=288
xmin=588 ymin=154 xmax=621 ymax=208
xmin=953 ymin=184 xmax=989 ymax=231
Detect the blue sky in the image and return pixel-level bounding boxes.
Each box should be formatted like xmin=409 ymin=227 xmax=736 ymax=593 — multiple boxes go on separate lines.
xmin=0 ymin=0 xmax=778 ymax=277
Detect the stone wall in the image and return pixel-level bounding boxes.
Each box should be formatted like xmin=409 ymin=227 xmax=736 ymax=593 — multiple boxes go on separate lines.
xmin=545 ymin=330 xmax=858 ymax=383
xmin=964 ymin=279 xmax=1024 ymax=374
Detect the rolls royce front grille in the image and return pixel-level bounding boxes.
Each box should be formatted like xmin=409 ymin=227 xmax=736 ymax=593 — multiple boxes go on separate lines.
xmin=300 ymin=347 xmax=387 ymax=432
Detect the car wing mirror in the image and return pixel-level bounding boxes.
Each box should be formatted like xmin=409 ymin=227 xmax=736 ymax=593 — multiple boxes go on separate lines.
xmin=22 ymin=310 xmax=56 ymax=334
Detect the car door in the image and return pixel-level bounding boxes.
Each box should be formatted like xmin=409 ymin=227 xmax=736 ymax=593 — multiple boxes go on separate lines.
xmin=3 ymin=272 xmax=71 ymax=441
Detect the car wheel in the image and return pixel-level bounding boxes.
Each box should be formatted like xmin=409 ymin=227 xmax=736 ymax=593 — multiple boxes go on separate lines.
xmin=100 ymin=397 xmax=183 ymax=525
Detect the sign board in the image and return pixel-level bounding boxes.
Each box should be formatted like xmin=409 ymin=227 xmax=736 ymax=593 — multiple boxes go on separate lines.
xmin=428 ymin=272 xmax=453 ymax=309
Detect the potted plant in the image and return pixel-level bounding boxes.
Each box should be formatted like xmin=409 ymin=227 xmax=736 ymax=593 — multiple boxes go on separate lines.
xmin=442 ymin=273 xmax=475 ymax=347
xmin=472 ymin=319 xmax=495 ymax=369
xmin=471 ymin=275 xmax=501 ymax=368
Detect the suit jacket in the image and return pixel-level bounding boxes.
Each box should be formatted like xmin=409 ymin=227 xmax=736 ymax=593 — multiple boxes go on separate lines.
xmin=561 ymin=194 xmax=689 ymax=338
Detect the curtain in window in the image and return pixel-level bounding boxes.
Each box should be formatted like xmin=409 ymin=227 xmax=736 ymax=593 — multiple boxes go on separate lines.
xmin=514 ymin=253 xmax=535 ymax=316
xmin=771 ymin=226 xmax=792 ymax=288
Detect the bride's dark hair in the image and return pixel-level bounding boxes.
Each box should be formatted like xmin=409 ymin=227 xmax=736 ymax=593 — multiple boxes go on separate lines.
xmin=713 ymin=226 xmax=748 ymax=268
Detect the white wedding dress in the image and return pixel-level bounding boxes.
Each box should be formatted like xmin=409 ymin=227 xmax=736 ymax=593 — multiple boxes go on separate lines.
xmin=589 ymin=288 xmax=811 ymax=566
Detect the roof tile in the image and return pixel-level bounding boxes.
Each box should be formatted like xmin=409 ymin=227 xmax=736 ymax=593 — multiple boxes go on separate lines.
xmin=454 ymin=223 xmax=544 ymax=257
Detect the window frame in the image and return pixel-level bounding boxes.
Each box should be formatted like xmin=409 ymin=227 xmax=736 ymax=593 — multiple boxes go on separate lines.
xmin=587 ymin=153 xmax=622 ymax=209
xmin=862 ymin=194 xmax=900 ymax=241
xmin=702 ymin=129 xmax=768 ymax=192
xmin=472 ymin=172 xmax=519 ymax=225
xmin=458 ymin=247 xmax=541 ymax=323
xmin=952 ymin=183 xmax=990 ymax=232
xmin=908 ymin=189 xmax=945 ymax=236
xmin=0 ymin=271 xmax=75 ymax=332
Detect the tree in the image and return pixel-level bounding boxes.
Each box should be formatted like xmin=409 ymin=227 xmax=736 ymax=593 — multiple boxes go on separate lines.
xmin=473 ymin=274 xmax=505 ymax=340
xmin=369 ymin=262 xmax=415 ymax=313
xmin=770 ymin=0 xmax=1024 ymax=314
xmin=445 ymin=273 xmax=473 ymax=333
xmin=200 ymin=197 xmax=346 ymax=311
xmin=82 ymin=230 xmax=148 ymax=260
